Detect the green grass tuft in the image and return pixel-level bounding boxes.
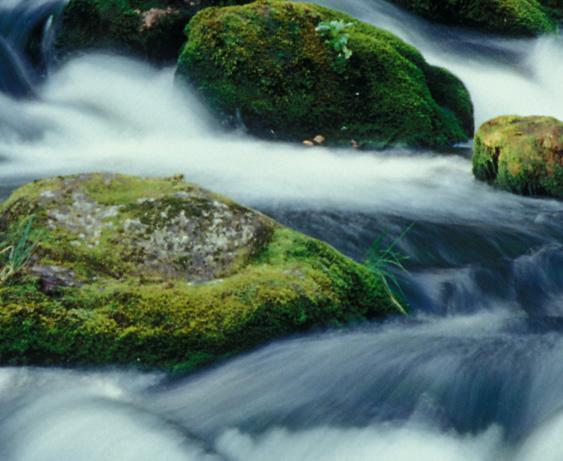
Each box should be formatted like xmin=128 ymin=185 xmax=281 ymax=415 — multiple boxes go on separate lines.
xmin=0 ymin=217 xmax=38 ymax=284
xmin=365 ymin=225 xmax=414 ymax=315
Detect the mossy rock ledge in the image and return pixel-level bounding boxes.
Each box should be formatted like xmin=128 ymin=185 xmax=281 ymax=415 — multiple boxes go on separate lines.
xmin=0 ymin=173 xmax=399 ymax=371
xmin=388 ymin=0 xmax=558 ymax=36
xmin=55 ymin=0 xmax=251 ymax=62
xmin=473 ymin=115 xmax=563 ymax=198
xmin=177 ymin=0 xmax=474 ymax=149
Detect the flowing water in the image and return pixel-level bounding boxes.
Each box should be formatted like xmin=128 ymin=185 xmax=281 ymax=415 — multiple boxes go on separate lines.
xmin=0 ymin=0 xmax=562 ymax=459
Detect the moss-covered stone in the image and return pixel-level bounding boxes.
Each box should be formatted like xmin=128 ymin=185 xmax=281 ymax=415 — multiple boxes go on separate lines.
xmin=55 ymin=0 xmax=251 ymax=63
xmin=388 ymin=0 xmax=558 ymax=36
xmin=0 ymin=173 xmax=400 ymax=372
xmin=177 ymin=0 xmax=474 ymax=149
xmin=473 ymin=115 xmax=563 ymax=198
xmin=540 ymin=0 xmax=563 ymax=23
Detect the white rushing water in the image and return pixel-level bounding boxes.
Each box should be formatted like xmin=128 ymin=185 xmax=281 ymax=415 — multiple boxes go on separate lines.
xmin=0 ymin=49 xmax=562 ymax=225
xmin=3 ymin=312 xmax=563 ymax=461
xmin=0 ymin=1 xmax=562 ymax=460
xmin=0 ymin=1 xmax=560 ymax=216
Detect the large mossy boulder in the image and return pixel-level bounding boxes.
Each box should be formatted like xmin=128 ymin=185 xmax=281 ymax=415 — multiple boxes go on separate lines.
xmin=388 ymin=0 xmax=558 ymax=36
xmin=473 ymin=115 xmax=563 ymax=198
xmin=177 ymin=0 xmax=474 ymax=149
xmin=0 ymin=174 xmax=399 ymax=371
xmin=55 ymin=0 xmax=251 ymax=62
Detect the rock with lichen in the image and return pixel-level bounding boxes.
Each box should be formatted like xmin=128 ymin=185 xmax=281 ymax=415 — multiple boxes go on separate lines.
xmin=177 ymin=0 xmax=474 ymax=148
xmin=473 ymin=115 xmax=563 ymax=198
xmin=0 ymin=173 xmax=400 ymax=371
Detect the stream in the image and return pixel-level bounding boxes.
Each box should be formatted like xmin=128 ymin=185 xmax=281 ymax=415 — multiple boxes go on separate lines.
xmin=0 ymin=0 xmax=562 ymax=459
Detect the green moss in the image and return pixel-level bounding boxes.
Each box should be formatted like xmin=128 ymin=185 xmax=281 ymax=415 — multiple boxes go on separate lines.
xmin=55 ymin=0 xmax=253 ymax=62
xmin=0 ymin=174 xmax=400 ymax=371
xmin=388 ymin=0 xmax=557 ymax=36
xmin=540 ymin=0 xmax=563 ymax=22
xmin=424 ymin=66 xmax=475 ymax=137
xmin=473 ymin=115 xmax=563 ymax=198
xmin=177 ymin=0 xmax=474 ymax=149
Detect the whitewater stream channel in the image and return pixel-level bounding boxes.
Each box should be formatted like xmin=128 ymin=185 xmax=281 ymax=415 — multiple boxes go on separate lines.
xmin=0 ymin=0 xmax=562 ymax=459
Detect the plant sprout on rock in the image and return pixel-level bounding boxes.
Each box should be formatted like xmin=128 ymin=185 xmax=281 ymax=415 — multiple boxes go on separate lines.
xmin=315 ymin=19 xmax=354 ymax=61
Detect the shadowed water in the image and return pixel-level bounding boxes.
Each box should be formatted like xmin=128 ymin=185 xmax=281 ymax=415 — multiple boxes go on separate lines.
xmin=0 ymin=0 xmax=65 ymax=96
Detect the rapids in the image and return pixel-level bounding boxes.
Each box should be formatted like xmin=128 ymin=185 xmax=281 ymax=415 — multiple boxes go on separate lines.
xmin=0 ymin=0 xmax=562 ymax=460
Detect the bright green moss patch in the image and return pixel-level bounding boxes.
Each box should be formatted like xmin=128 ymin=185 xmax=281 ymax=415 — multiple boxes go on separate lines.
xmin=55 ymin=0 xmax=252 ymax=62
xmin=473 ymin=115 xmax=563 ymax=198
xmin=177 ymin=0 xmax=474 ymax=148
xmin=388 ymin=0 xmax=557 ymax=36
xmin=0 ymin=173 xmax=399 ymax=371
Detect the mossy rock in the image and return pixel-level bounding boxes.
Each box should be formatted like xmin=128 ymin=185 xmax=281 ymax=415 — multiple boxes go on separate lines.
xmin=473 ymin=115 xmax=563 ymax=198
xmin=540 ymin=0 xmax=563 ymax=22
xmin=55 ymin=0 xmax=252 ymax=63
xmin=388 ymin=0 xmax=558 ymax=36
xmin=177 ymin=0 xmax=474 ymax=149
xmin=0 ymin=173 xmax=399 ymax=371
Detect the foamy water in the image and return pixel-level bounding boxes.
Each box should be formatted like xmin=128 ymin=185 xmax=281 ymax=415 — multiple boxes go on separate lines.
xmin=0 ymin=1 xmax=562 ymax=460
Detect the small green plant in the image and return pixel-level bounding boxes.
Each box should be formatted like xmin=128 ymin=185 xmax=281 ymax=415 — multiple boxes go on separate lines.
xmin=0 ymin=217 xmax=38 ymax=284
xmin=315 ymin=19 xmax=354 ymax=61
xmin=365 ymin=224 xmax=413 ymax=315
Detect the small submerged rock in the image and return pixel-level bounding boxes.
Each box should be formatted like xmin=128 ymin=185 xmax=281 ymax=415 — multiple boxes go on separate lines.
xmin=473 ymin=115 xmax=563 ymax=198
xmin=0 ymin=173 xmax=399 ymax=371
